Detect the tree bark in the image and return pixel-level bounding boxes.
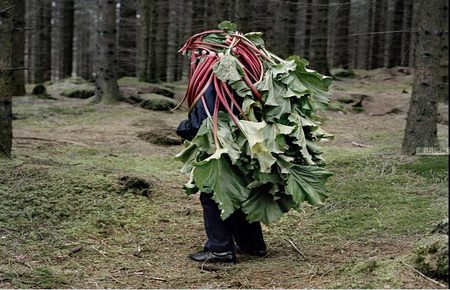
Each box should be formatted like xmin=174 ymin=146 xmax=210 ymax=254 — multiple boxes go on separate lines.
xmin=400 ymin=0 xmax=413 ymax=67
xmin=94 ymin=0 xmax=120 ymax=103
xmin=155 ymin=0 xmax=168 ymax=82
xmin=117 ymin=0 xmax=137 ymax=78
xmin=12 ymin=0 xmax=26 ymax=95
xmin=310 ymin=0 xmax=330 ymax=75
xmin=32 ymin=0 xmax=52 ymax=83
xmin=138 ymin=0 xmax=150 ymax=81
xmin=402 ymin=0 xmax=444 ymax=155
xmin=387 ymin=0 xmax=405 ymax=67
xmin=334 ymin=0 xmax=351 ymax=69
xmin=0 ymin=0 xmax=14 ymax=157
xmin=165 ymin=0 xmax=179 ymax=82
xmin=370 ymin=0 xmax=387 ymax=69
xmin=303 ymin=0 xmax=313 ymax=60
xmin=438 ymin=0 xmax=448 ymax=103
xmin=62 ymin=0 xmax=74 ymax=78
xmin=237 ymin=0 xmax=250 ymax=32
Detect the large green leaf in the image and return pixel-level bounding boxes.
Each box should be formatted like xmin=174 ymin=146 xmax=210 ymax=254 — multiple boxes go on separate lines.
xmin=191 ymin=117 xmax=215 ymax=154
xmin=217 ymin=113 xmax=241 ymax=163
xmin=260 ymin=123 xmax=294 ymax=153
xmin=285 ymin=165 xmax=333 ymax=205
xmin=271 ymin=60 xmax=296 ymax=77
xmin=288 ymin=113 xmax=315 ymax=165
xmin=288 ymin=55 xmax=332 ymax=110
xmin=242 ymin=192 xmax=284 ymax=224
xmin=265 ymin=95 xmax=292 ymax=121
xmin=218 ymin=21 xmax=237 ymax=32
xmin=244 ymin=32 xmax=265 ymax=47
xmin=212 ymin=54 xmax=244 ymax=82
xmin=230 ymin=79 xmax=252 ymax=98
xmin=193 ymin=149 xmax=250 ymax=219
xmin=238 ymin=120 xmax=276 ymax=173
xmin=183 ymin=169 xmax=199 ymax=195
xmin=174 ymin=142 xmax=197 ymax=174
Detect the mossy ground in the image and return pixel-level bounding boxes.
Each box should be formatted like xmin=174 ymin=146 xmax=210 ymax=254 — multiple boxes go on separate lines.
xmin=1 ymin=69 xmax=448 ymax=288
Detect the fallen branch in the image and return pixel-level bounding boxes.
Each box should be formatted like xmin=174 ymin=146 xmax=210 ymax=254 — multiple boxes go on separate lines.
xmin=351 ymin=141 xmax=371 ymax=148
xmin=13 ymin=27 xmax=35 ymax=32
xmin=15 ymin=136 xmax=89 ymax=147
xmin=145 ymin=276 xmax=167 ymax=282
xmin=0 ymin=5 xmax=15 ymax=16
xmin=10 ymin=67 xmax=31 ymax=71
xmin=285 ymin=238 xmax=309 ymax=260
xmin=401 ymin=261 xmax=447 ymax=288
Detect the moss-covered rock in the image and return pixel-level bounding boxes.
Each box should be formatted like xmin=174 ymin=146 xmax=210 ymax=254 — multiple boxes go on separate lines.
xmin=332 ymin=68 xmax=356 ymax=78
xmin=118 ymin=175 xmax=154 ymax=197
xmin=61 ymin=86 xmax=95 ymax=99
xmin=31 ymin=84 xmax=54 ymax=99
xmin=118 ymin=77 xmax=175 ymax=98
xmin=413 ymin=234 xmax=448 ymax=279
xmin=137 ymin=128 xmax=183 ymax=146
xmin=139 ymin=93 xmax=177 ymax=111
xmin=432 ymin=218 xmax=449 ymax=235
xmin=32 ymin=84 xmax=47 ymax=95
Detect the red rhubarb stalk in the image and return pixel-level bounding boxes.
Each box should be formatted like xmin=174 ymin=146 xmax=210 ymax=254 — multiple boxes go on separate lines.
xmin=243 ymin=73 xmax=262 ymax=101
xmin=221 ymin=82 xmax=248 ymax=120
xmin=214 ymin=77 xmax=240 ymax=126
xmin=212 ymin=92 xmax=220 ymax=148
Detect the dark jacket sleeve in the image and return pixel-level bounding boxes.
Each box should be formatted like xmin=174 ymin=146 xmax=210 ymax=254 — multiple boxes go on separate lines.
xmin=176 ymin=84 xmax=216 ymax=141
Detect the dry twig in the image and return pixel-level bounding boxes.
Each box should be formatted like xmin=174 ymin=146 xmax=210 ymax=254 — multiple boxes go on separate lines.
xmin=401 ymin=261 xmax=447 ymax=288
xmin=285 ymin=238 xmax=309 ymax=261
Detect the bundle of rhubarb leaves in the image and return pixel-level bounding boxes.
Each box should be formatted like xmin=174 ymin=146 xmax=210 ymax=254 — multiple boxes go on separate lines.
xmin=175 ymin=22 xmax=334 ymax=225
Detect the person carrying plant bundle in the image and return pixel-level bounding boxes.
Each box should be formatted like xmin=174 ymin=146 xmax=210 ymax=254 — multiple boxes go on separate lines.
xmin=174 ymin=21 xmax=334 ymax=264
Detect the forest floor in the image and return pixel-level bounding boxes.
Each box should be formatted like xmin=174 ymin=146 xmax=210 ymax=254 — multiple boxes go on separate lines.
xmin=0 ymin=68 xmax=448 ymax=288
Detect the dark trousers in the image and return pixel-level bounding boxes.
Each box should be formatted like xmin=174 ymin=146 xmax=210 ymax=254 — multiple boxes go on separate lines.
xmin=200 ymin=192 xmax=266 ymax=253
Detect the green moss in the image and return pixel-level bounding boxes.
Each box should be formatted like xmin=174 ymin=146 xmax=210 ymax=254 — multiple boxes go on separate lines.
xmin=399 ymin=156 xmax=449 ymax=181
xmin=327 ymin=101 xmax=347 ymax=113
xmin=332 ymin=68 xmax=356 ymax=79
xmin=413 ymin=234 xmax=449 ymax=279
xmin=61 ymin=86 xmax=95 ymax=99
xmin=118 ymin=77 xmax=175 ymax=98
xmin=140 ymin=93 xmax=177 ymax=111
xmin=329 ymin=258 xmax=402 ymax=289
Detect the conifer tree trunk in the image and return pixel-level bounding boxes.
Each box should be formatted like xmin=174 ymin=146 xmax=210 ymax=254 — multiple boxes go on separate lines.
xmin=117 ymin=0 xmax=137 ymax=78
xmin=402 ymin=0 xmax=444 ymax=154
xmin=303 ymin=0 xmax=313 ymax=59
xmin=166 ymin=0 xmax=179 ymax=82
xmin=156 ymin=0 xmax=168 ymax=82
xmin=62 ymin=0 xmax=74 ymax=78
xmin=0 ymin=0 xmax=14 ymax=157
xmin=387 ymin=0 xmax=405 ymax=67
xmin=370 ymin=0 xmax=387 ymax=69
xmin=237 ymin=0 xmax=250 ymax=32
xmin=310 ymin=0 xmax=330 ymax=75
xmin=138 ymin=0 xmax=150 ymax=81
xmin=400 ymin=0 xmax=413 ymax=67
xmin=181 ymin=0 xmax=192 ymax=79
xmin=438 ymin=0 xmax=448 ymax=103
xmin=12 ymin=0 xmax=25 ymax=95
xmin=94 ymin=0 xmax=120 ymax=103
xmin=334 ymin=0 xmax=351 ymax=69
xmin=32 ymin=0 xmax=52 ymax=83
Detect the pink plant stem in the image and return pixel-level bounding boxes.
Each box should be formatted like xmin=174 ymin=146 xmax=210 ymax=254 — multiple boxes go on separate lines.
xmin=221 ymin=82 xmax=248 ymax=120
xmin=214 ymin=76 xmax=240 ymax=126
xmin=212 ymin=92 xmax=220 ymax=148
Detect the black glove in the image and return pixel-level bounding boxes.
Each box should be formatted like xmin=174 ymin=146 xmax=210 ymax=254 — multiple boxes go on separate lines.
xmin=176 ymin=119 xmax=197 ymax=141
